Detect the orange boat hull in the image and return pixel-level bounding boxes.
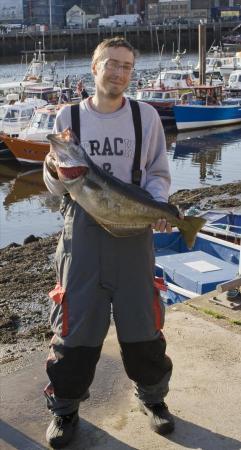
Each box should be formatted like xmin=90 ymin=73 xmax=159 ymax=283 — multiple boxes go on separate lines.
xmin=0 ymin=133 xmax=50 ymax=164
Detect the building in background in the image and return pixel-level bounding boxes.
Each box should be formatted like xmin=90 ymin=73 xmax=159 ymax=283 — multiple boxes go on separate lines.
xmin=2 ymin=0 xmax=240 ymax=29
xmin=190 ymin=0 xmax=210 ymax=22
xmin=23 ymin=0 xmax=65 ymax=27
xmin=191 ymin=0 xmax=241 ymax=21
xmin=0 ymin=0 xmax=23 ymax=24
xmin=66 ymin=4 xmax=100 ymax=28
xmin=148 ymin=0 xmax=190 ymax=24
xmin=63 ymin=1 xmax=102 ymax=16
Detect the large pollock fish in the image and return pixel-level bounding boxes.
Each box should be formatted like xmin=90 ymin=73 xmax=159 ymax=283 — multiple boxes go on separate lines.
xmin=47 ymin=129 xmax=206 ymax=249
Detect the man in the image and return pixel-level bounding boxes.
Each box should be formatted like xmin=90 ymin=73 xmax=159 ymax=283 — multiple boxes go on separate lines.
xmin=76 ymin=79 xmax=89 ymax=99
xmin=43 ymin=37 xmax=175 ymax=449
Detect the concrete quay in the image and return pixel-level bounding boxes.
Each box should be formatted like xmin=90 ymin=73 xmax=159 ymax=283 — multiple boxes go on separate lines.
xmin=1 ymin=291 xmax=241 ymax=450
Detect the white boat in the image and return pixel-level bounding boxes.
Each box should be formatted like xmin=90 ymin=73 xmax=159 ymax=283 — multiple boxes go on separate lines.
xmin=151 ymin=67 xmax=195 ymax=90
xmin=0 ymin=44 xmax=57 ymax=104
xmin=196 ymin=45 xmax=241 ymax=78
xmin=192 ymin=69 xmax=224 ymax=87
xmin=0 ymin=98 xmax=47 ymax=137
xmin=19 ymin=104 xmax=59 ymax=142
xmin=22 ymin=46 xmax=57 ymax=85
xmin=144 ymin=49 xmax=196 ymax=90
xmin=22 ymin=84 xmax=73 ymax=105
xmin=227 ymin=69 xmax=241 ymax=92
xmin=0 ymin=103 xmax=62 ymax=164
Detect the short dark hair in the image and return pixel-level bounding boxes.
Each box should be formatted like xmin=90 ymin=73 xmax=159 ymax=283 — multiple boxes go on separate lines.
xmin=92 ymin=37 xmax=136 ymax=65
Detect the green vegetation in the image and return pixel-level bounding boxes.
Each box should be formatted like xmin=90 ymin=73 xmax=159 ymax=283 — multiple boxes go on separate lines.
xmin=187 ymin=303 xmax=241 ymax=326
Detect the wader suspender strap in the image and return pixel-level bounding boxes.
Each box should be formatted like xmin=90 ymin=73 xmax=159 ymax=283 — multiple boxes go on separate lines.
xmin=71 ymin=103 xmax=80 ymax=143
xmin=71 ymin=100 xmax=142 ymax=186
xmin=129 ymin=99 xmax=142 ymax=186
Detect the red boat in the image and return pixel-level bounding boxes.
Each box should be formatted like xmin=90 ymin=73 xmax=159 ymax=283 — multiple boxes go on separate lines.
xmin=0 ymin=104 xmax=63 ymax=164
xmin=0 ymin=133 xmax=49 ymax=164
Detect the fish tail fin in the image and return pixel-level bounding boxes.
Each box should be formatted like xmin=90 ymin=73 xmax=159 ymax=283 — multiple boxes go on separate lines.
xmin=179 ymin=216 xmax=206 ymax=249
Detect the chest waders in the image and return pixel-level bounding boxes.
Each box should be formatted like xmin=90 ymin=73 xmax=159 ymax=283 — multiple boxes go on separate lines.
xmin=45 ymin=100 xmax=172 ymax=416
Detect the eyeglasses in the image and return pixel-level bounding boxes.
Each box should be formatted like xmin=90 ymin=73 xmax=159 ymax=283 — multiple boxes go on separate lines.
xmin=100 ymin=58 xmax=134 ymax=75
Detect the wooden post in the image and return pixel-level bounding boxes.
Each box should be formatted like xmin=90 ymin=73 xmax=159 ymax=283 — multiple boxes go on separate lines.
xmin=84 ymin=32 xmax=88 ymax=55
xmin=70 ymin=30 xmax=74 ymax=54
xmin=198 ymin=22 xmax=206 ymax=85
xmin=155 ymin=26 xmax=160 ymax=56
xmin=163 ymin=25 xmax=166 ymax=48
xmin=137 ymin=25 xmax=140 ymax=50
xmin=150 ymin=24 xmax=153 ymax=51
xmin=22 ymin=30 xmax=26 ymax=52
xmin=239 ymin=241 xmax=241 ymax=275
xmin=188 ymin=21 xmax=192 ymax=52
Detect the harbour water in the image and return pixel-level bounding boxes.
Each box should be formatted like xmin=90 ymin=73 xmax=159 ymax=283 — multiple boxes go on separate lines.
xmin=0 ymin=53 xmax=241 ymax=248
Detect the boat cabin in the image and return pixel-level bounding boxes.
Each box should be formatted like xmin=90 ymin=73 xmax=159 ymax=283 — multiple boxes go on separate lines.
xmin=0 ymin=81 xmax=23 ymax=104
xmin=192 ymin=70 xmax=224 ymax=87
xmin=0 ymin=101 xmax=39 ymax=137
xmin=22 ymin=47 xmax=56 ymax=85
xmin=19 ymin=104 xmax=62 ymax=141
xmin=181 ymin=85 xmax=223 ymax=106
xmin=196 ymin=46 xmax=241 ymax=77
xmin=22 ymin=85 xmax=73 ymax=105
xmin=195 ymin=85 xmax=222 ymax=102
xmin=136 ymin=88 xmax=179 ymax=102
xmin=227 ymin=70 xmax=241 ymax=91
xmin=152 ymin=69 xmax=195 ymax=89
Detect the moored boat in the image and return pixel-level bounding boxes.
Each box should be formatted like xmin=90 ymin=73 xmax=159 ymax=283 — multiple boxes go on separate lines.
xmin=197 ymin=209 xmax=241 ymax=244
xmin=0 ymin=44 xmax=57 ymax=104
xmin=173 ymin=85 xmax=241 ymax=130
xmin=195 ymin=44 xmax=241 ymax=78
xmin=0 ymin=103 xmax=63 ymax=164
xmin=0 ymin=99 xmax=46 ymax=137
xmin=154 ymin=230 xmax=240 ymax=304
xmin=0 ymin=134 xmax=49 ymax=165
xmin=136 ymin=87 xmax=182 ymax=123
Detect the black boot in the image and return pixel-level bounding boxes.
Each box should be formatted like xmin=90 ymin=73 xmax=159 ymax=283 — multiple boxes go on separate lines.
xmin=46 ymin=410 xmax=79 ymax=448
xmin=139 ymin=401 xmax=175 ymax=435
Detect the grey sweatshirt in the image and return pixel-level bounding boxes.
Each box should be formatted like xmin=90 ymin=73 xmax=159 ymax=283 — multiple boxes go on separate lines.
xmin=43 ymin=97 xmax=171 ymax=202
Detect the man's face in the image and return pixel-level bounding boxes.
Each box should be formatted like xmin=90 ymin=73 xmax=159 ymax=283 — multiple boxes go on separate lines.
xmin=92 ymin=46 xmax=134 ymax=99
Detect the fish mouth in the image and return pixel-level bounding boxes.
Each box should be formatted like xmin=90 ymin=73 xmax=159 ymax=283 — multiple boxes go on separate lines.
xmin=58 ymin=166 xmax=88 ymax=180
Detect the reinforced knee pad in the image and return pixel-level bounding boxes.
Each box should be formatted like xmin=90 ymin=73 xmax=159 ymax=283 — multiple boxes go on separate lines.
xmin=120 ymin=337 xmax=172 ymax=386
xmin=46 ymin=343 xmax=102 ymax=398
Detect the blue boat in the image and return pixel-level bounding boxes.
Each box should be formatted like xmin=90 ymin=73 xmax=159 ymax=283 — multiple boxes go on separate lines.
xmin=154 ymin=230 xmax=240 ymax=305
xmin=198 ymin=209 xmax=241 ymax=243
xmin=173 ymin=85 xmax=241 ymax=130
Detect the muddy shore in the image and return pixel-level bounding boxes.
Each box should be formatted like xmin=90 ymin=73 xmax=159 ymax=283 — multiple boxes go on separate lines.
xmin=1 ymin=181 xmax=241 ymax=370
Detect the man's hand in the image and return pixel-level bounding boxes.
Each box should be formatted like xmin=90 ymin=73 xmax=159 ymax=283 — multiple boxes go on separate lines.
xmin=45 ymin=152 xmax=59 ymax=179
xmin=151 ymin=213 xmax=184 ymax=233
xmin=151 ymin=218 xmax=172 ymax=233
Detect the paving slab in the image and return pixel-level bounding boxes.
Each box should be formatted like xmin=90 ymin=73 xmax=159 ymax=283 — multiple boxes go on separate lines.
xmin=1 ymin=309 xmax=241 ymax=450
